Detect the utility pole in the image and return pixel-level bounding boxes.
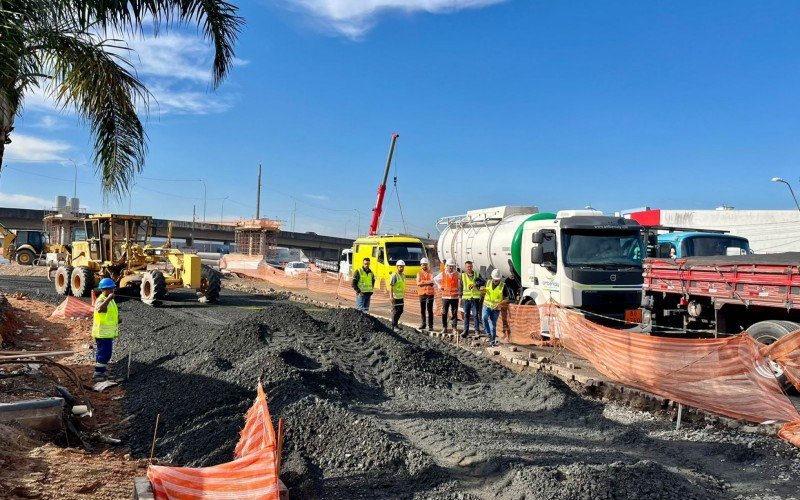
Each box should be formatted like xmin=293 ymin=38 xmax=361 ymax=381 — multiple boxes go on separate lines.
xmin=256 ymin=164 xmax=262 ymax=219
xmin=191 ymin=205 xmax=196 ymax=248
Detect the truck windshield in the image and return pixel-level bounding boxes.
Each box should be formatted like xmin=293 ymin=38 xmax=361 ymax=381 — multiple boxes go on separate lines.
xmin=385 ymin=242 xmax=426 ymax=266
xmin=682 ymin=237 xmax=749 ymax=257
xmin=563 ymin=231 xmax=643 ymax=267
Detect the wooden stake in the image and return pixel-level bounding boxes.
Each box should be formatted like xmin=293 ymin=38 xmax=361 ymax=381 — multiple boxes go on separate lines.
xmin=126 ymin=348 xmax=132 ymax=380
xmin=276 ymin=418 xmax=285 ymax=477
xmin=149 ymin=413 xmax=161 ymax=464
xmin=676 ymin=403 xmax=683 ymax=431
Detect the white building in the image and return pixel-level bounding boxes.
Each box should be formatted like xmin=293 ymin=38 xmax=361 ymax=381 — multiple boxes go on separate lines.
xmin=626 ymin=208 xmax=800 ymax=254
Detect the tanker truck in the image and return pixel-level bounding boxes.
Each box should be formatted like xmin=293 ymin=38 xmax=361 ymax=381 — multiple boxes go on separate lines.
xmin=436 ymin=206 xmax=645 ymax=326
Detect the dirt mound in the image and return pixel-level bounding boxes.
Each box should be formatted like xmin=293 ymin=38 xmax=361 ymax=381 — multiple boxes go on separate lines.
xmin=496 ymin=460 xmax=720 ymax=499
xmin=0 ymin=263 xmax=50 ymax=277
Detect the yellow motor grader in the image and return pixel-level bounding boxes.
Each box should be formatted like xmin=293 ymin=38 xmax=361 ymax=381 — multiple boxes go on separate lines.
xmin=53 ymin=214 xmax=220 ymax=305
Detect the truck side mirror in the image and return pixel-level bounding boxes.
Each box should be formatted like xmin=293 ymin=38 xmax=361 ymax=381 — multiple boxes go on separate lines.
xmin=531 ymin=246 xmax=544 ymax=264
xmin=531 ymin=231 xmax=544 ymax=244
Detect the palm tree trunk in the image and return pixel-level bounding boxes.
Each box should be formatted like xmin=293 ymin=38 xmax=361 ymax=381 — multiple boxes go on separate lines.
xmin=0 ymin=89 xmax=15 ymax=174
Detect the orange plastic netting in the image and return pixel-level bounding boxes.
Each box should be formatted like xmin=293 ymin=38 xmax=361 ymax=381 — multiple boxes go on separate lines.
xmin=147 ymin=383 xmax=280 ymax=499
xmin=542 ymin=304 xmax=800 ymax=447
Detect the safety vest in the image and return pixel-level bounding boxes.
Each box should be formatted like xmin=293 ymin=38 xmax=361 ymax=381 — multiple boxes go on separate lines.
xmin=484 ymin=281 xmax=505 ymax=310
xmin=356 ymin=269 xmax=374 ymax=293
xmin=391 ymin=273 xmax=406 ymax=299
xmin=92 ymin=297 xmax=120 ymax=339
xmin=440 ymin=272 xmax=459 ymax=298
xmin=461 ymin=272 xmax=481 ymax=300
xmin=416 ymin=269 xmax=435 ymax=296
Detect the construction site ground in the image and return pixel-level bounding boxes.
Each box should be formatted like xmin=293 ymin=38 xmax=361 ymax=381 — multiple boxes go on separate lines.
xmin=0 ymin=273 xmax=799 ymax=499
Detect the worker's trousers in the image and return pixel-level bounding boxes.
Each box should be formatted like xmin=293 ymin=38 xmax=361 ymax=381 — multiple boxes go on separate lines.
xmin=391 ymin=299 xmax=404 ymax=329
xmin=482 ymin=306 xmax=500 ymax=344
xmin=419 ymin=295 xmax=434 ymax=328
xmin=441 ymin=298 xmax=459 ymax=331
xmin=95 ymin=338 xmax=114 ymax=374
xmin=356 ymin=292 xmax=372 ymax=313
xmin=462 ymin=299 xmax=481 ymax=334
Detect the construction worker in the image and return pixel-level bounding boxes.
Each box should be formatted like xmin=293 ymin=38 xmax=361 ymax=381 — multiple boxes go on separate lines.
xmin=434 ymin=259 xmax=460 ymax=333
xmin=92 ymin=278 xmax=120 ymax=381
xmin=389 ymin=260 xmax=406 ymax=331
xmin=482 ymin=269 xmax=510 ymax=346
xmin=416 ymin=257 xmax=435 ymax=330
xmin=460 ymin=260 xmax=484 ymax=337
xmin=352 ymin=257 xmax=376 ymax=313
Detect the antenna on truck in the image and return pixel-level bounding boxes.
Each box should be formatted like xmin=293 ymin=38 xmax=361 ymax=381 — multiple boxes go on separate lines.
xmin=368 ymin=133 xmax=399 ymax=236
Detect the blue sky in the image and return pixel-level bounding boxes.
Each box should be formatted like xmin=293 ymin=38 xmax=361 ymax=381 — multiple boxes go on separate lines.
xmin=3 ymin=0 xmax=800 ymax=238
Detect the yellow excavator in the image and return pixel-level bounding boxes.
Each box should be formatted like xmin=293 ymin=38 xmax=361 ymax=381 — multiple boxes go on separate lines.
xmin=1 ymin=222 xmax=48 ymax=265
xmin=53 ymin=214 xmax=220 ymax=305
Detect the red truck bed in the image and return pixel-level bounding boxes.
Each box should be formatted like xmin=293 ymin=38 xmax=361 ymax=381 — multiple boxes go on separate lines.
xmin=643 ymin=253 xmax=800 ymax=309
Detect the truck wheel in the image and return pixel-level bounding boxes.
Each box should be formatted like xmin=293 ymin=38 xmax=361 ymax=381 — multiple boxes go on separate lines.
xmin=198 ymin=265 xmax=221 ymax=304
xmin=15 ymin=249 xmax=35 ymax=266
xmin=748 ymin=320 xmax=795 ymax=389
xmin=54 ymin=266 xmax=73 ymax=296
xmin=140 ymin=270 xmax=167 ymax=306
xmin=70 ymin=267 xmax=95 ymax=297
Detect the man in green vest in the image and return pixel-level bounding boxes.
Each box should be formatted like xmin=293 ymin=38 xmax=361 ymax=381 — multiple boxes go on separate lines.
xmin=389 ymin=260 xmax=406 ymax=331
xmin=352 ymin=257 xmax=376 ymax=313
xmin=92 ymin=278 xmax=120 ymax=381
xmin=459 ymin=260 xmax=484 ymax=337
xmin=482 ymin=269 xmax=510 ymax=347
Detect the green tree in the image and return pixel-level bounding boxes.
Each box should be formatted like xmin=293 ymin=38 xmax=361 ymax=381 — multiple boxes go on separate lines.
xmin=0 ymin=1 xmax=243 ymax=195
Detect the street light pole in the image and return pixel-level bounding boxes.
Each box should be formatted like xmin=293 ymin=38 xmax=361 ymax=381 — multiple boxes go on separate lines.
xmin=771 ymin=177 xmax=800 ymax=211
xmin=220 ymin=196 xmax=229 ymax=222
xmin=353 ymin=209 xmax=361 ymax=237
xmin=68 ymin=159 xmax=78 ymax=199
xmin=197 ymin=179 xmax=207 ymax=222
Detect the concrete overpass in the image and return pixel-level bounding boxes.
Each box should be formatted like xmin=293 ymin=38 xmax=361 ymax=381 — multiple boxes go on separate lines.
xmin=0 ymin=207 xmax=353 ymax=261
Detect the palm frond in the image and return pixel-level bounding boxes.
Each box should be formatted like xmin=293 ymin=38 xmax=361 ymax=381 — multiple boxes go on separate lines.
xmin=31 ymin=26 xmax=149 ymax=196
xmin=68 ymin=0 xmax=243 ymax=87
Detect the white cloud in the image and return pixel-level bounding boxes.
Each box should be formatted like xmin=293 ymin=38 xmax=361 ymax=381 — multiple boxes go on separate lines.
xmin=4 ymin=133 xmax=71 ymax=162
xmin=148 ymin=85 xmax=236 ymax=115
xmin=126 ymin=33 xmax=213 ymax=83
xmin=31 ymin=115 xmax=66 ymax=130
xmin=0 ymin=192 xmax=54 ymax=210
xmin=285 ymin=0 xmax=508 ymax=38
xmin=304 ymin=193 xmax=330 ymax=201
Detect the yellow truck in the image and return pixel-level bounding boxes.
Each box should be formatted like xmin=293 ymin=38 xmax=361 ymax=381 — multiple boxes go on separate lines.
xmin=349 ymin=235 xmax=428 ymax=284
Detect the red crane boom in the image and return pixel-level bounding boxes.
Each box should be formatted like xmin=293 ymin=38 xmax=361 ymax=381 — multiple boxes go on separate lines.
xmin=368 ymin=133 xmax=399 ymax=236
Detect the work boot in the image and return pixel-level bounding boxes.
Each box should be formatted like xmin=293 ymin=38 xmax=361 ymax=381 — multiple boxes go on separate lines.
xmin=460 ymin=330 xmax=469 ymax=338
xmin=419 ymin=323 xmax=426 ymax=331
xmin=92 ymin=372 xmax=107 ymax=382
xmin=442 ymin=327 xmax=450 ymax=334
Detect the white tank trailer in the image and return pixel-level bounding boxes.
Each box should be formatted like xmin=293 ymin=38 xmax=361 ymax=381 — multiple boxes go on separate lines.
xmin=437 ymin=206 xmax=545 ymax=278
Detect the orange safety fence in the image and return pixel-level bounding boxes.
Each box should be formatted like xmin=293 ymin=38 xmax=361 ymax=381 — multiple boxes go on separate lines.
xmin=761 ymin=329 xmax=800 ymax=392
xmin=542 ymin=304 xmax=800 ymax=448
xmin=147 ymin=383 xmax=280 ymax=500
xmin=50 ymin=296 xmax=94 ymax=319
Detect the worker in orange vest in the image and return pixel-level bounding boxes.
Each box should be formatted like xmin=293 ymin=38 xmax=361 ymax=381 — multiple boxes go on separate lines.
xmin=416 ymin=257 xmax=435 ymax=330
xmin=434 ymin=259 xmax=460 ymax=333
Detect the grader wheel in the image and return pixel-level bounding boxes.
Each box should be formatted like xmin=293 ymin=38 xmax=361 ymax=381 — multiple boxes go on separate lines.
xmin=140 ymin=270 xmax=167 ymax=306
xmin=198 ymin=265 xmax=221 ymax=303
xmin=54 ymin=266 xmax=74 ymax=296
xmin=70 ymin=266 xmax=95 ymax=297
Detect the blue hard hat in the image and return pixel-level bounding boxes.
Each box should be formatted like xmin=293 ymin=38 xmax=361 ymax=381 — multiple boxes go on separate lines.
xmin=98 ymin=278 xmax=116 ymax=289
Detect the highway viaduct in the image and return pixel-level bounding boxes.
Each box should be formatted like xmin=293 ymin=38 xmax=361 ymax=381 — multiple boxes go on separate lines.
xmin=0 ymin=207 xmax=353 ymax=261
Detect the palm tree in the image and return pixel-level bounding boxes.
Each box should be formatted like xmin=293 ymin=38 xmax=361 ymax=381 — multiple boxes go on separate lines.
xmin=0 ymin=1 xmax=243 ymax=195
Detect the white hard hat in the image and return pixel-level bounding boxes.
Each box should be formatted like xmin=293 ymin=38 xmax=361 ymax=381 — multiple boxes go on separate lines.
xmin=491 ymin=269 xmax=502 ymax=280
xmin=420 ymin=257 xmax=429 ymax=265
xmin=446 ymin=258 xmax=456 ymax=266
xmin=396 ymin=260 xmax=406 ymax=266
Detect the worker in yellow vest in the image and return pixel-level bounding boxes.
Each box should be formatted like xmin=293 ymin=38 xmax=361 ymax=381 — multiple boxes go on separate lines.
xmin=92 ymin=278 xmax=120 ymax=381
xmin=389 ymin=260 xmax=406 ymax=331
xmin=482 ymin=269 xmax=510 ymax=346
xmin=460 ymin=260 xmax=484 ymax=337
xmin=352 ymin=257 xmax=376 ymax=313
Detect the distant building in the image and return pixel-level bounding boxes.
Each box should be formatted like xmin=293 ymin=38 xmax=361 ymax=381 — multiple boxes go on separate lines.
xmin=626 ymin=208 xmax=800 ymax=254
